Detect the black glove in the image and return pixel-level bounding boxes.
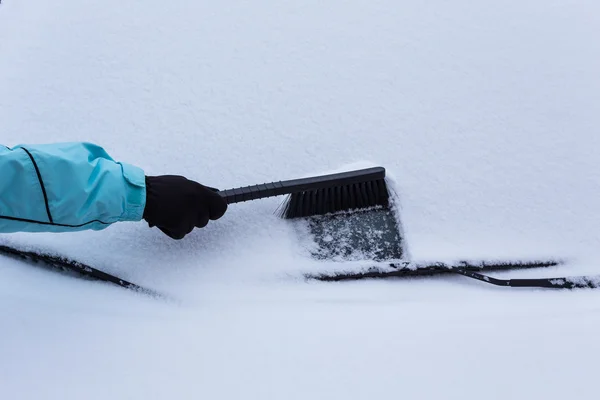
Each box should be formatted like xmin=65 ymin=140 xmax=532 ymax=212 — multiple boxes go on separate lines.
xmin=142 ymin=175 xmax=228 ymax=240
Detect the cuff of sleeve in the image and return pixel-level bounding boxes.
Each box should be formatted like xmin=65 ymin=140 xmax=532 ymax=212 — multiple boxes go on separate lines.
xmin=119 ymin=162 xmax=147 ymax=221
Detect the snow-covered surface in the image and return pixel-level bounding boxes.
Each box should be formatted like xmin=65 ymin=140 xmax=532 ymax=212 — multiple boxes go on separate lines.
xmin=1 ymin=0 xmax=600 ymax=398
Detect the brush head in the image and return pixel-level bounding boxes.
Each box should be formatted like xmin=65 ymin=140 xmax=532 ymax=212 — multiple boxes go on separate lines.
xmin=277 ymin=175 xmax=390 ymax=219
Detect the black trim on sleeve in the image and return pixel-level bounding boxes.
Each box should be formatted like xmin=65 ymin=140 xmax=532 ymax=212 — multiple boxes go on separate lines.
xmin=0 ymin=215 xmax=110 ymax=228
xmin=20 ymin=147 xmax=54 ymax=224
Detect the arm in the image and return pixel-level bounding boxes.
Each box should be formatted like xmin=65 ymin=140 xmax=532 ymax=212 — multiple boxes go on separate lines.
xmin=0 ymin=142 xmax=146 ymax=233
xmin=0 ymin=142 xmax=227 ymax=239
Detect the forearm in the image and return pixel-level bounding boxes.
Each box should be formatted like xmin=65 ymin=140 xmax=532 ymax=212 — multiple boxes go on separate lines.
xmin=0 ymin=142 xmax=146 ymax=233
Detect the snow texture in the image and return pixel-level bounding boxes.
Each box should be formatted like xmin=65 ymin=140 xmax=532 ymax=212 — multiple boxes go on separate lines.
xmin=1 ymin=0 xmax=600 ymax=399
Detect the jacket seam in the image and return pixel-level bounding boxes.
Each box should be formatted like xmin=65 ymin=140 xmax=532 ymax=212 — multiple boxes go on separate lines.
xmin=20 ymin=147 xmax=54 ymax=224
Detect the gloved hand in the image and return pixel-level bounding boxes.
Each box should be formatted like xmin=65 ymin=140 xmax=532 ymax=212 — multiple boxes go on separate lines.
xmin=142 ymin=175 xmax=228 ymax=239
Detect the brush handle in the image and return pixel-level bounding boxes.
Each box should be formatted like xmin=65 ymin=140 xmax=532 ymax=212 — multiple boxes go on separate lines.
xmin=218 ymin=166 xmax=385 ymax=204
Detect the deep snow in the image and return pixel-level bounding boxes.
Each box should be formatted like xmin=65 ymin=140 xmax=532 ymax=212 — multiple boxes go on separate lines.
xmin=1 ymin=0 xmax=600 ymax=399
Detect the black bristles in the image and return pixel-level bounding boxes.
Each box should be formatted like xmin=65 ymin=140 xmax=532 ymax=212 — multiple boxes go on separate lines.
xmin=359 ymin=181 xmax=369 ymax=207
xmin=341 ymin=184 xmax=350 ymax=211
xmin=334 ymin=185 xmax=342 ymax=212
xmin=279 ymin=178 xmax=390 ymax=219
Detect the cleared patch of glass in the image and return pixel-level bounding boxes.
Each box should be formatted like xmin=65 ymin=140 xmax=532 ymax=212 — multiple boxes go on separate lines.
xmin=301 ymin=207 xmax=404 ymax=262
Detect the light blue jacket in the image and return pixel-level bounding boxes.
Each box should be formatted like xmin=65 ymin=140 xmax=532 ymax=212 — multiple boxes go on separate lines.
xmin=0 ymin=142 xmax=146 ymax=233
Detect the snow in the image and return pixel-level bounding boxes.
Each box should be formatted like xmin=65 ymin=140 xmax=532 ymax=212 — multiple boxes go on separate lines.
xmin=1 ymin=0 xmax=600 ymax=398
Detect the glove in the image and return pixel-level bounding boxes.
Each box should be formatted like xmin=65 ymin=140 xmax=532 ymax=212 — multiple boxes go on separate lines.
xmin=142 ymin=175 xmax=228 ymax=239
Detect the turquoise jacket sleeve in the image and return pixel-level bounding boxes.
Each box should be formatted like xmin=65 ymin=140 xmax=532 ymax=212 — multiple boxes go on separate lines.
xmin=0 ymin=142 xmax=146 ymax=233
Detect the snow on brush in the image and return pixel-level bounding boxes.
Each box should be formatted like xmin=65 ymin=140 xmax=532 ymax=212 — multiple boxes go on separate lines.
xmin=1 ymin=0 xmax=600 ymax=399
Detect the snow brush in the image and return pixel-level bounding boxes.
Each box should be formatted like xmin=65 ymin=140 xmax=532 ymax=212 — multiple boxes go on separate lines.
xmin=218 ymin=166 xmax=390 ymax=218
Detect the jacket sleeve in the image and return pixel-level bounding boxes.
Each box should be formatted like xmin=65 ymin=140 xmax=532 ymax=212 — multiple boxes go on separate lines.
xmin=0 ymin=142 xmax=146 ymax=233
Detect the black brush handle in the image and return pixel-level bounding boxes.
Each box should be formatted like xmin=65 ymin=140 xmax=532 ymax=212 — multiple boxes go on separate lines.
xmin=218 ymin=166 xmax=385 ymax=204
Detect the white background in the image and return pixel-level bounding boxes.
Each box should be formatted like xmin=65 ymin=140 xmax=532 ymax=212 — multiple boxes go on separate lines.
xmin=1 ymin=1 xmax=600 ymax=399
